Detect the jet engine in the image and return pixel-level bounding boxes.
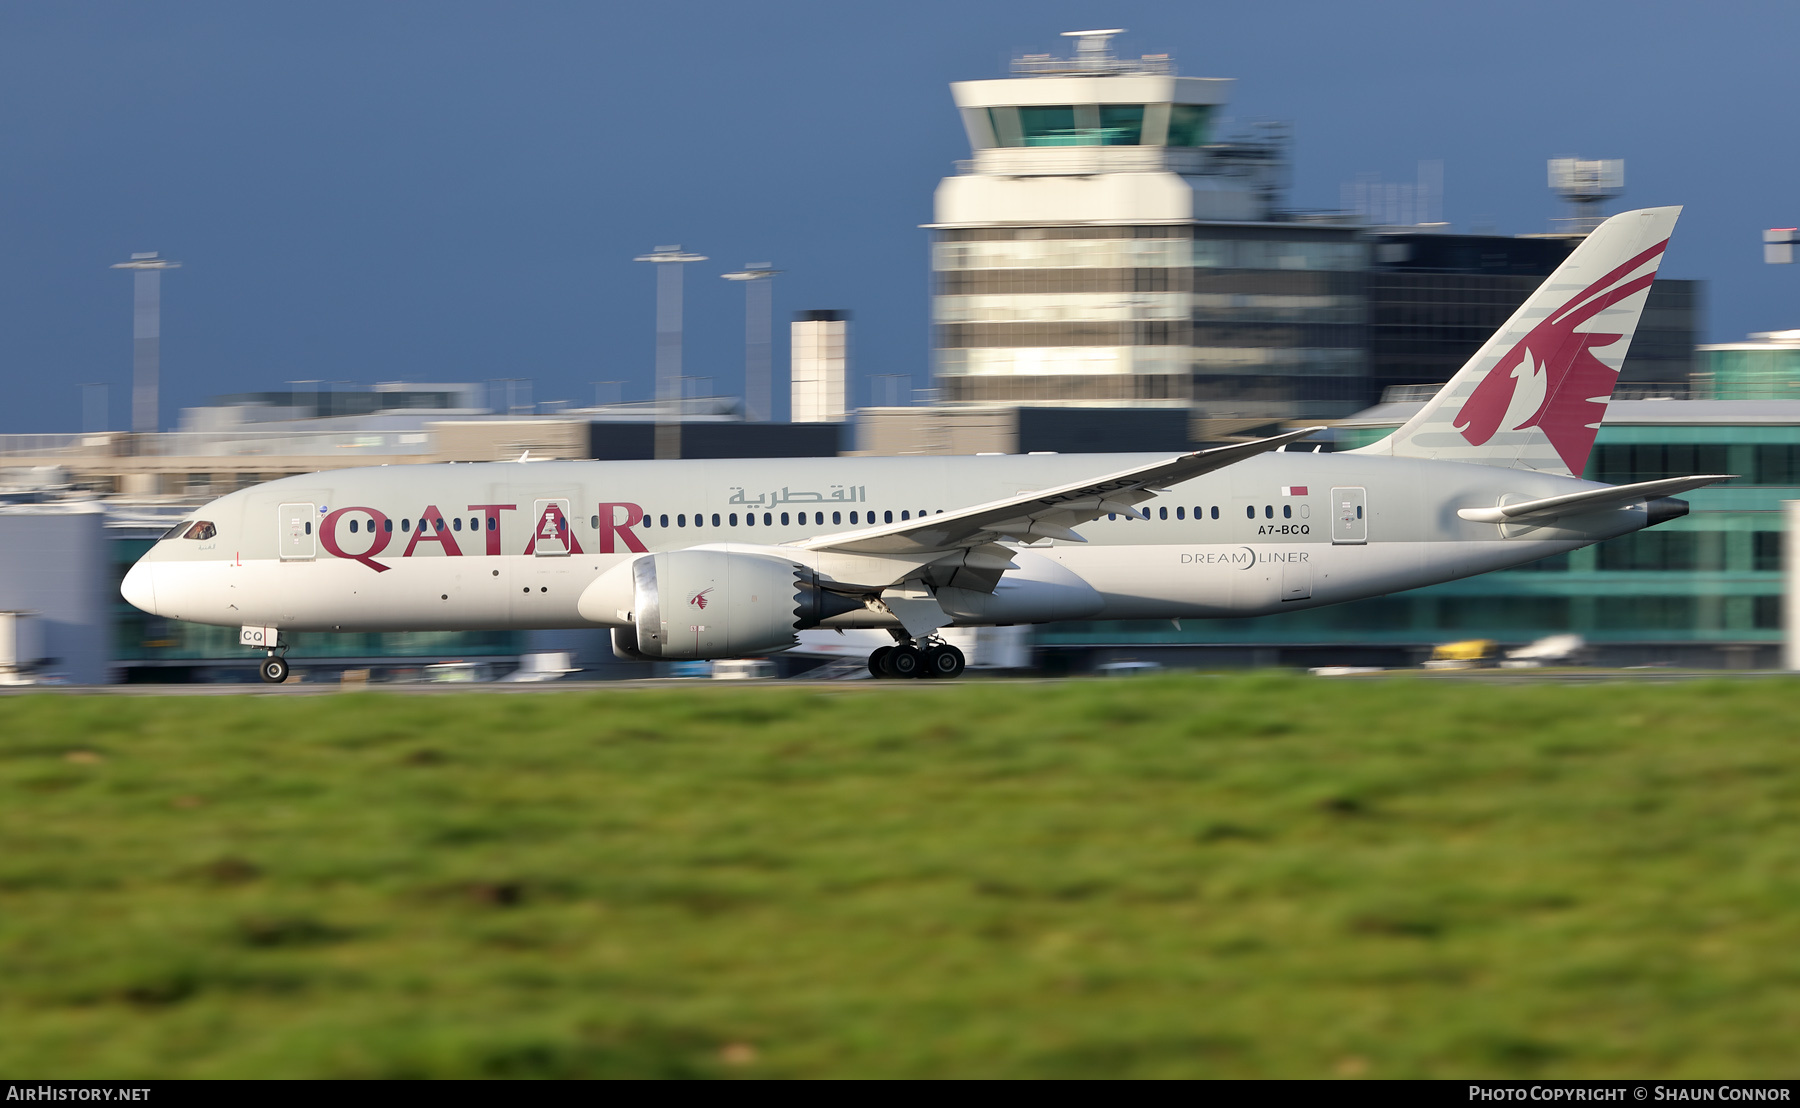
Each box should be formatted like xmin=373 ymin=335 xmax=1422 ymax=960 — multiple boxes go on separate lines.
xmin=604 ymin=550 xmax=863 ymax=660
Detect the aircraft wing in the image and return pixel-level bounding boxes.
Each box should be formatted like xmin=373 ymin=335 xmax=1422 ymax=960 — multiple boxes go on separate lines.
xmin=794 ymin=426 xmax=1327 ymax=557
xmin=1456 ymin=474 xmax=1733 ymax=524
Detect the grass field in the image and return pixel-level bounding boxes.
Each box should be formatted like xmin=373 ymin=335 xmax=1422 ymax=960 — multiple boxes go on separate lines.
xmin=2 ymin=674 xmax=1798 ymax=1078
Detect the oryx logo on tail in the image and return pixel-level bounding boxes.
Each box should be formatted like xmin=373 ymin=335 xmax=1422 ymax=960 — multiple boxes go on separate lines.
xmin=1369 ymin=207 xmax=1680 ymax=477
xmin=1454 ymin=238 xmax=1668 ymax=473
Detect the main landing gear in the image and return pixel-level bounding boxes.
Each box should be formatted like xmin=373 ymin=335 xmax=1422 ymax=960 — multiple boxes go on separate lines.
xmin=868 ymin=637 xmax=966 ymax=680
xmin=259 ymin=650 xmax=291 ymax=684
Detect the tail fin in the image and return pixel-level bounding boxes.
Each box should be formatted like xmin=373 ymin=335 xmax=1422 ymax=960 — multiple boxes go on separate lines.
xmin=1355 ymin=206 xmax=1680 ymax=475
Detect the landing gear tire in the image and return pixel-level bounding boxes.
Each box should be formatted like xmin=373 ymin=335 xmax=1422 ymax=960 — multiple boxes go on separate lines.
xmin=259 ymin=656 xmax=290 ymax=684
xmin=887 ymin=645 xmax=922 ymax=679
xmin=923 ymin=644 xmax=966 ymax=679
xmin=868 ymin=646 xmax=893 ymax=679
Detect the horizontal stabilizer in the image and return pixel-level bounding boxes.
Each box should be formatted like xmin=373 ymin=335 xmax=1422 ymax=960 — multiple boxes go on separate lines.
xmin=1456 ymin=475 xmax=1732 ymax=524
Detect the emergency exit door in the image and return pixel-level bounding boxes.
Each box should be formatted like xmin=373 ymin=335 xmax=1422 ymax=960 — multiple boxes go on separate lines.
xmin=1331 ymin=487 xmax=1367 ymax=545
xmin=278 ymin=502 xmax=317 ymax=560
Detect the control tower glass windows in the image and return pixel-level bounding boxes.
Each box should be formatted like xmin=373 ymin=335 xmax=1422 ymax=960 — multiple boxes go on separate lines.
xmin=1166 ymin=104 xmax=1212 ymax=147
xmin=987 ymin=105 xmax=1149 ymax=147
xmin=1018 ymin=106 xmax=1081 ymax=146
xmin=1098 ymin=105 xmax=1144 ymax=145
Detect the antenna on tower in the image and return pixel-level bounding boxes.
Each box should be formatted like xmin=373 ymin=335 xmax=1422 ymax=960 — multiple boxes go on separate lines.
xmin=1062 ymin=28 xmax=1125 ymax=61
xmin=1015 ymin=29 xmax=1168 ymax=76
xmin=1548 ymin=158 xmax=1624 ymax=235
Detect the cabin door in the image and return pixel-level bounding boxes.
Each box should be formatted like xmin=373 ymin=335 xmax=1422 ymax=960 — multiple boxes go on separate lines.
xmin=1331 ymin=487 xmax=1367 ymax=545
xmin=530 ymin=499 xmax=574 ymax=556
xmin=278 ymin=502 xmax=317 ymax=560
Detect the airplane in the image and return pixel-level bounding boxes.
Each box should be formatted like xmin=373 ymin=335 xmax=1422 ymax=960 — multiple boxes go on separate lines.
xmin=122 ymin=206 xmax=1725 ymax=682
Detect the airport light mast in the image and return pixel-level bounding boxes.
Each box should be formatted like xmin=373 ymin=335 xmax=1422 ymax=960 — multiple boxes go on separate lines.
xmin=110 ymin=252 xmax=180 ymax=433
xmin=635 ymin=245 xmax=707 ymax=459
xmin=722 ymin=263 xmax=781 ymax=422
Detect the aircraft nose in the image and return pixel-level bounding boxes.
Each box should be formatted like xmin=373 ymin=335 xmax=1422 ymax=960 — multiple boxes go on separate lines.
xmin=121 ymin=561 xmax=159 ymax=615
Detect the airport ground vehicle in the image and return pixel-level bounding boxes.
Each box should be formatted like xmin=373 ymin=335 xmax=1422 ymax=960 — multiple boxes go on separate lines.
xmin=122 ymin=209 xmax=1723 ymax=681
xmin=1425 ymin=640 xmax=1500 ymax=670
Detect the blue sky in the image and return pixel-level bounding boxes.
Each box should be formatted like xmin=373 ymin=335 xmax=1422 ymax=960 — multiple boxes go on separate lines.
xmin=2 ymin=0 xmax=1796 ymax=432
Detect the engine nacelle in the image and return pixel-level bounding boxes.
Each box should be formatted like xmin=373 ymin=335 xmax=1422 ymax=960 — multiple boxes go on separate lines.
xmin=603 ymin=550 xmax=862 ymax=660
xmin=611 ymin=627 xmax=654 ymax=662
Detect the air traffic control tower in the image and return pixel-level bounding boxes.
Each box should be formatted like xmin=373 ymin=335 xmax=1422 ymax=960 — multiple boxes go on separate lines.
xmin=931 ymin=31 xmax=1368 ymax=419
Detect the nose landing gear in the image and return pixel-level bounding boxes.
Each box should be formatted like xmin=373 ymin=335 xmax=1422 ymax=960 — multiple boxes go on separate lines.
xmin=868 ymin=637 xmax=965 ymax=679
xmin=259 ymin=650 xmax=291 ymax=684
xmin=243 ymin=625 xmax=292 ymax=684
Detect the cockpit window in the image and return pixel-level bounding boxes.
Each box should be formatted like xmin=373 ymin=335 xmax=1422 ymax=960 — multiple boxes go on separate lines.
xmin=161 ymin=522 xmax=190 ymax=540
xmin=182 ymin=521 xmax=217 ymax=540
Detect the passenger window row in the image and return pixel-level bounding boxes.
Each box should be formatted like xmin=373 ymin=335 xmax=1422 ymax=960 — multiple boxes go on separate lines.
xmin=637 ymin=508 xmax=940 ymax=530
xmin=344 ymin=516 xmax=497 ymax=534
xmin=1103 ymin=503 xmax=1304 ymax=521
xmin=1108 ymin=506 xmax=1223 ymax=521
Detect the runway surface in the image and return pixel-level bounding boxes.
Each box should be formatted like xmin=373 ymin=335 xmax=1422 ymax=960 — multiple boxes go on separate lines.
xmin=2 ymin=670 xmax=1795 ymax=695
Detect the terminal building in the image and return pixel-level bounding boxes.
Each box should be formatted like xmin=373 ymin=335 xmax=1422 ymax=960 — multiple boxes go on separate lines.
xmin=791 ymin=310 xmax=851 ymax=423
xmin=1696 ymin=329 xmax=1800 ymax=400
xmin=1365 ymin=232 xmax=1702 ymax=401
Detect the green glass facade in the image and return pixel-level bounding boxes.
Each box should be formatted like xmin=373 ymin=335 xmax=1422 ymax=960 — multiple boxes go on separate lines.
xmin=1700 ymin=344 xmax=1800 ymax=400
xmin=1038 ymin=416 xmax=1796 ymax=667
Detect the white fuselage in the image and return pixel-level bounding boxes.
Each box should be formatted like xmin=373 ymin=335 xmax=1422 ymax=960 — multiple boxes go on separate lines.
xmin=123 ymin=452 xmax=1651 ymax=638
